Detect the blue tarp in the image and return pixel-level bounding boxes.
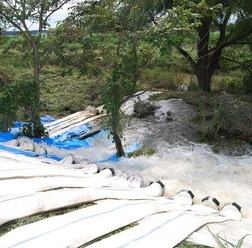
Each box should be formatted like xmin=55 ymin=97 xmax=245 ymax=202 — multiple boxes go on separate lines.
xmin=0 ymin=116 xmax=139 ymax=162
xmin=54 ymin=124 xmax=92 ymax=142
xmin=41 ymin=116 xmax=57 ymax=123
xmin=9 ymin=117 xmax=92 ymax=150
xmin=0 ymin=132 xmax=15 ymax=142
xmin=99 ymin=141 xmax=140 ymax=163
xmin=0 ymin=116 xmax=93 ymax=160
xmin=0 ymin=143 xmax=61 ymax=160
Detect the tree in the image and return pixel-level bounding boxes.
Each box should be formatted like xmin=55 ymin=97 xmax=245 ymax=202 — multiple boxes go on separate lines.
xmin=124 ymin=0 xmax=252 ymax=92
xmin=103 ymin=35 xmax=141 ymax=157
xmin=63 ymin=0 xmax=146 ymax=157
xmin=174 ymin=0 xmax=252 ymax=92
xmin=0 ymin=0 xmax=72 ymax=137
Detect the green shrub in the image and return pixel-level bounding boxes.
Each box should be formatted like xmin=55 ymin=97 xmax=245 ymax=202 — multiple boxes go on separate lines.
xmin=141 ymin=67 xmax=182 ymax=90
xmin=128 ymin=143 xmax=156 ymax=157
xmin=133 ymin=100 xmax=158 ymax=118
xmin=242 ymin=73 xmax=252 ymax=95
xmin=0 ymin=80 xmax=35 ymax=131
xmin=197 ymin=94 xmax=252 ymax=144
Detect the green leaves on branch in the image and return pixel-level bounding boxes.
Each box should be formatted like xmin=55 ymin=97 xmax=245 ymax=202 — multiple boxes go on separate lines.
xmin=0 ymin=0 xmax=71 ymax=31
xmin=0 ymin=80 xmax=46 ymax=136
xmin=102 ymin=53 xmax=139 ymax=137
xmin=145 ymin=0 xmax=223 ymax=55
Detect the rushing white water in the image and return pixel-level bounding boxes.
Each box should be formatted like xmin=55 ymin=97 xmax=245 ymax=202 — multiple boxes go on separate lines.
xmin=38 ymin=98 xmax=252 ymax=219
xmin=97 ymin=128 xmax=252 ymax=219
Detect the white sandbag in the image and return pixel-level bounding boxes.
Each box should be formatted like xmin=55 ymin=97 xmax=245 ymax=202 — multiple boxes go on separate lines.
xmin=2 ymin=139 xmax=19 ymax=147
xmin=0 ymin=152 xmax=99 ymax=180
xmin=87 ymin=203 xmax=242 ymax=248
xmin=127 ymin=174 xmax=144 ymax=188
xmin=0 ymin=165 xmax=89 ymax=180
xmin=0 ymin=200 xmax=166 ymax=248
xmin=19 ymin=140 xmax=35 ymax=152
xmin=0 ymin=174 xmax=167 ymax=198
xmin=140 ymin=181 xmax=165 ymax=197
xmin=35 ymin=145 xmax=47 ymax=155
xmin=82 ymin=163 xmax=100 ymax=174
xmin=58 ymin=153 xmax=76 ymax=165
xmin=0 ymin=187 xmax=157 ymax=226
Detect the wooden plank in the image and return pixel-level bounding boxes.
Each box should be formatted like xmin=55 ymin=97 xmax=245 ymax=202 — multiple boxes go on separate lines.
xmin=44 ymin=111 xmax=86 ymax=129
xmin=47 ymin=112 xmax=94 ymax=135
xmin=49 ymin=114 xmax=106 ymax=137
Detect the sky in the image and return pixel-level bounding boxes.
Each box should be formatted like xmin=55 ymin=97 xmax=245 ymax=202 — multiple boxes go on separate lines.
xmin=47 ymin=3 xmax=72 ymax=28
xmin=9 ymin=2 xmax=73 ymax=31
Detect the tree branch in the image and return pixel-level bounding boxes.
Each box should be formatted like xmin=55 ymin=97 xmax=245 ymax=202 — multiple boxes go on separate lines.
xmin=221 ymin=56 xmax=252 ymax=74
xmin=176 ymin=46 xmax=196 ymax=69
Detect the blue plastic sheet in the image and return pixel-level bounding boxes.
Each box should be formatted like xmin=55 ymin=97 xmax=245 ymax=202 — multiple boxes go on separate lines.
xmin=99 ymin=141 xmax=140 ymax=163
xmin=0 ymin=132 xmax=15 ymax=142
xmin=0 ymin=144 xmax=61 ymax=160
xmin=9 ymin=117 xmax=92 ymax=150
xmin=55 ymin=124 xmax=92 ymax=142
xmin=33 ymin=136 xmax=91 ymax=150
xmin=41 ymin=116 xmax=56 ymax=124
xmin=0 ymin=116 xmax=92 ymax=159
xmin=0 ymin=116 xmax=140 ymax=162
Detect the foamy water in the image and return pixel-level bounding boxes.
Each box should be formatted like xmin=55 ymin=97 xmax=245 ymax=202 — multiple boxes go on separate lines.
xmin=78 ymin=98 xmax=252 ymax=218
xmin=120 ymin=142 xmax=252 ymax=217
xmin=39 ymin=123 xmax=252 ymax=218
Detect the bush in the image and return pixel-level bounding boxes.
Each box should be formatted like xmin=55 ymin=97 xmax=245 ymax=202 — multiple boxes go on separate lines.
xmin=0 ymin=80 xmax=35 ymax=132
xmin=197 ymin=94 xmax=252 ymax=144
xmin=242 ymin=73 xmax=252 ymax=95
xmin=133 ymin=100 xmax=158 ymax=118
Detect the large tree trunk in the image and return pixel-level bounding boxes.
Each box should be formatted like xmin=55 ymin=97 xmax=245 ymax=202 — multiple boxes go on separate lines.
xmin=32 ymin=42 xmax=43 ymax=138
xmin=195 ymin=62 xmax=212 ymax=92
xmin=113 ymin=128 xmax=125 ymax=158
xmin=195 ymin=18 xmax=212 ymax=92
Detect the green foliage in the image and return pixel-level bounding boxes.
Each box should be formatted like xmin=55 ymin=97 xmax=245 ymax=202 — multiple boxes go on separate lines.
xmin=21 ymin=122 xmax=48 ymax=138
xmin=128 ymin=143 xmax=156 ymax=157
xmin=102 ymin=30 xmax=143 ymax=156
xmin=242 ymin=73 xmax=252 ymax=95
xmin=197 ymin=94 xmax=252 ymax=144
xmin=102 ymin=58 xmax=136 ymax=138
xmin=0 ymin=80 xmax=34 ymax=131
xmin=52 ymin=24 xmax=107 ymax=77
xmin=0 ymin=0 xmax=73 ymax=138
xmin=0 ymin=65 xmax=16 ymax=85
xmin=214 ymin=71 xmax=252 ymax=95
xmin=133 ymin=100 xmax=158 ymax=118
xmin=0 ymin=80 xmax=47 ymax=137
xmin=208 ymin=227 xmax=251 ymax=248
xmin=0 ymin=0 xmax=251 ymax=145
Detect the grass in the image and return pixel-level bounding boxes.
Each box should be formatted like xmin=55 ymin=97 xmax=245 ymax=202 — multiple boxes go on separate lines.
xmin=177 ymin=243 xmax=208 ymax=248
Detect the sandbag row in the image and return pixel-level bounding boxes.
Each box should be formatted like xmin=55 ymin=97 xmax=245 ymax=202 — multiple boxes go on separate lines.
xmin=0 ymin=193 xmax=243 ymax=248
